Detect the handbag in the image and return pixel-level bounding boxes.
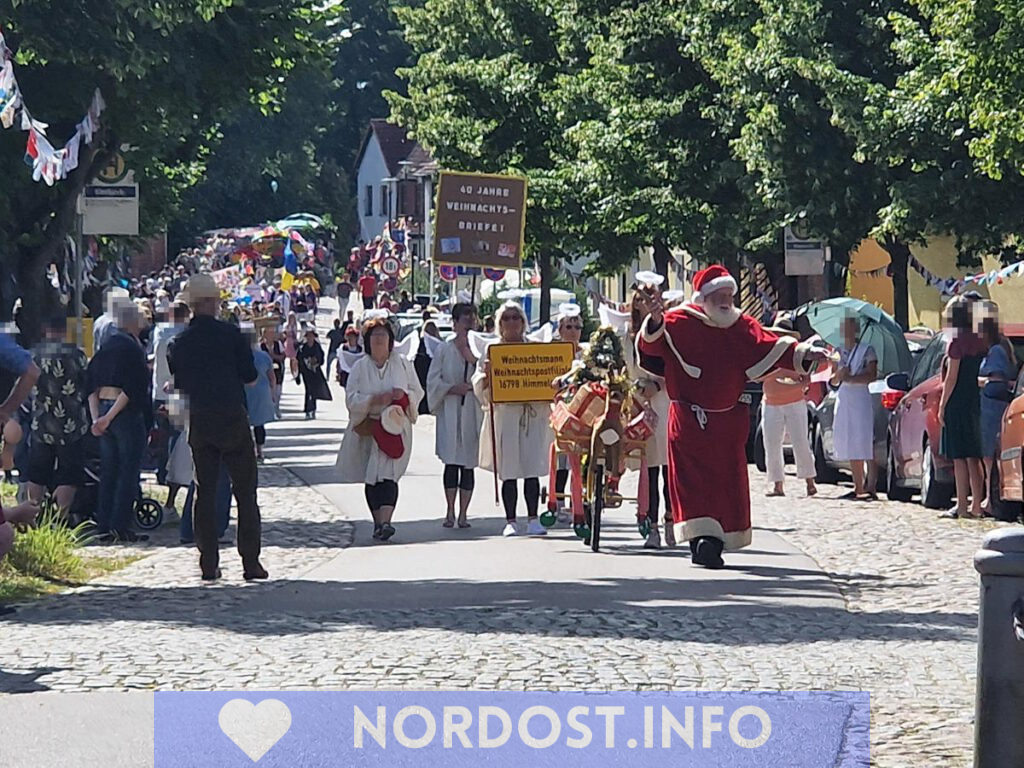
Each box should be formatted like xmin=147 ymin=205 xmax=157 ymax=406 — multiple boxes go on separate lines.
xmin=353 ymin=418 xmax=375 ymax=437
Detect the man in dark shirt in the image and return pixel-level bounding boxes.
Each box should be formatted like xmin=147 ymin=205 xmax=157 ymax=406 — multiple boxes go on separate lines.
xmin=87 ymin=302 xmax=151 ymax=543
xmin=325 ymin=318 xmax=344 ymax=378
xmin=168 ymin=273 xmax=266 ymax=582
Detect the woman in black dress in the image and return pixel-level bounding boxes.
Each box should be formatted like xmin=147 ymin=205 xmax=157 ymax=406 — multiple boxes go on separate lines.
xmin=297 ymin=328 xmax=332 ymax=420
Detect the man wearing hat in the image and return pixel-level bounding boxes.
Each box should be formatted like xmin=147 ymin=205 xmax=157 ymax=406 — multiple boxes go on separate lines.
xmin=637 ymin=265 xmax=826 ymax=568
xmin=168 ymin=273 xmax=265 ymax=582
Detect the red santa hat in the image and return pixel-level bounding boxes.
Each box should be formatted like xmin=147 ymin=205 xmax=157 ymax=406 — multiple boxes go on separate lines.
xmin=692 ymin=265 xmax=738 ymax=304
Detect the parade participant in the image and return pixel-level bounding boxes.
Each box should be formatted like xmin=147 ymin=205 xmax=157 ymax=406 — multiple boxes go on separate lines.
xmin=427 ymin=303 xmax=482 ymax=528
xmin=297 ymin=327 xmax=331 ymax=420
xmin=337 ymin=313 xmax=424 ymax=542
xmin=358 ymin=271 xmax=378 ymax=311
xmin=244 ymin=327 xmax=277 ymax=462
xmin=337 ymin=327 xmax=363 ymax=386
xmin=86 ymin=302 xmax=152 ymax=543
xmin=284 ymin=312 xmax=299 ymax=378
xmin=168 ymin=273 xmax=266 ymax=582
xmin=552 ymin=303 xmax=585 ymax=524
xmin=627 ymin=280 xmax=673 ymax=549
xmin=325 ymin=318 xmax=345 ymax=378
xmin=474 ymin=301 xmax=553 ymax=537
xmin=261 ymin=324 xmax=286 ymax=419
xmin=638 ymin=265 xmax=823 ymax=568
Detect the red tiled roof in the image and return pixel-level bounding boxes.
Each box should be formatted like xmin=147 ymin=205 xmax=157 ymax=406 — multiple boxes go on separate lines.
xmin=355 ymin=119 xmax=436 ymax=177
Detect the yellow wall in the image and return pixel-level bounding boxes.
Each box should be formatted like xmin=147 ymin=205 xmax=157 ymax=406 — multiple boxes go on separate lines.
xmin=850 ymin=236 xmax=1024 ymax=330
xmin=848 ymin=240 xmax=894 ymax=314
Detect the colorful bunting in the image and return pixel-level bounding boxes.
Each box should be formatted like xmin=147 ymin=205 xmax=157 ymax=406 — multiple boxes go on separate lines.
xmin=0 ymin=25 xmax=106 ymax=186
xmin=905 ymin=252 xmax=1024 ymax=297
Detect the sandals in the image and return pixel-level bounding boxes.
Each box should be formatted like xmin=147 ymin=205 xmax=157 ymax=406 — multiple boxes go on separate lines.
xmin=442 ymin=518 xmax=455 ymax=528
xmin=458 ymin=521 xmax=472 ymax=529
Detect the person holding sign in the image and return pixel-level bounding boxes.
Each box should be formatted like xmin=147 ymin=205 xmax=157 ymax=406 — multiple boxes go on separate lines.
xmin=473 ymin=301 xmax=554 ymax=537
xmin=336 ymin=313 xmax=424 ymax=542
xmin=552 ymin=303 xmax=586 ymax=523
xmin=427 ymin=303 xmax=483 ymax=528
xmin=637 ymin=265 xmax=826 ymax=568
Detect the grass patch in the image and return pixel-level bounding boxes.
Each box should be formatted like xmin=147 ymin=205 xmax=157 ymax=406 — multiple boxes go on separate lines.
xmin=0 ymin=505 xmax=140 ymax=605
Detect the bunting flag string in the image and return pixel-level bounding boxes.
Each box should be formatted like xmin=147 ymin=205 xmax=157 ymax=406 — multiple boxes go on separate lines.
xmin=0 ymin=26 xmax=105 ymax=186
xmin=906 ymin=253 xmax=1024 ymax=297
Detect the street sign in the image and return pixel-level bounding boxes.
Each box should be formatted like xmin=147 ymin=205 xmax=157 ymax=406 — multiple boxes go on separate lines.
xmin=438 ymin=265 xmax=457 ymax=282
xmin=97 ymin=152 xmax=129 ymax=184
xmin=488 ymin=342 xmax=576 ymax=404
xmin=433 ymin=171 xmax=527 ymax=270
xmin=483 ymin=268 xmax=506 ymax=281
xmin=456 ymin=266 xmax=480 ymax=276
xmin=784 ymin=225 xmax=826 ymax=276
xmin=381 ymin=255 xmax=401 ymax=277
xmin=82 ymin=183 xmax=139 ymax=236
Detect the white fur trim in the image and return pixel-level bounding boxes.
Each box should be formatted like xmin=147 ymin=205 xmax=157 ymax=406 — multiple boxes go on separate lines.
xmin=792 ymin=342 xmax=813 ymax=375
xmin=745 ymin=336 xmax=797 ymax=380
xmin=639 ymin=313 xmax=665 ymax=343
xmin=663 ymin=330 xmax=702 ymax=379
xmin=677 ymin=302 xmax=740 ymax=329
xmin=675 ymin=517 xmax=752 ymax=551
xmin=693 ymin=275 xmax=737 ymax=301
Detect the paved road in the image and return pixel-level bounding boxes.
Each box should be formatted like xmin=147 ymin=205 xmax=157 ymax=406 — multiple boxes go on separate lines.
xmin=0 ymin=297 xmax=1000 ymax=767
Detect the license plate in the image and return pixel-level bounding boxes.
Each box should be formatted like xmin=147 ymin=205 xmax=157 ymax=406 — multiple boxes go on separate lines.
xmin=738 ymin=393 xmax=752 ymax=405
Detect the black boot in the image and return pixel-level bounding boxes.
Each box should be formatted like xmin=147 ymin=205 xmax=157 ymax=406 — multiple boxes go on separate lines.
xmin=691 ymin=536 xmax=725 ymax=569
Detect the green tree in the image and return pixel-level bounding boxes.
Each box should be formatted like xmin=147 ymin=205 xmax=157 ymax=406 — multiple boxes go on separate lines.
xmin=0 ymin=0 xmax=337 ymax=338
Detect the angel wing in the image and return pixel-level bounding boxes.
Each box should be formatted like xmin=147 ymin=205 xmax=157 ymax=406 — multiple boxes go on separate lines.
xmin=339 ymin=348 xmax=364 ymax=374
xmin=394 ymin=329 xmax=420 ymax=361
xmin=468 ymin=331 xmax=497 ymax=360
xmin=424 ymin=333 xmax=446 ymax=359
xmin=598 ymin=304 xmax=631 ymax=336
xmin=527 ymin=324 xmax=553 ymax=344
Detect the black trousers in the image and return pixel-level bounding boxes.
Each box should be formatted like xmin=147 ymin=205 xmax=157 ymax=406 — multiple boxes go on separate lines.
xmin=365 ymin=480 xmax=399 ymax=511
xmin=502 ymin=478 xmax=539 ymax=521
xmin=443 ymin=465 xmax=475 ymax=491
xmin=189 ymin=410 xmax=261 ymax=574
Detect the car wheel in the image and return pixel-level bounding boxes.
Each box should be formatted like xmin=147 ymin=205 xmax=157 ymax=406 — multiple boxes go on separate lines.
xmin=754 ymin=423 xmax=767 ymax=473
xmin=988 ymin=458 xmax=1023 ymax=523
xmin=813 ymin=427 xmax=841 ymax=484
xmin=921 ymin=440 xmax=953 ymax=509
xmin=886 ymin=441 xmax=914 ymax=502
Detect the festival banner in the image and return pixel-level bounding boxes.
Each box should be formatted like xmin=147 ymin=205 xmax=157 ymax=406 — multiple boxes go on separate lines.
xmin=433 ymin=171 xmax=527 ymax=270
xmin=488 ymin=342 xmax=576 ymax=404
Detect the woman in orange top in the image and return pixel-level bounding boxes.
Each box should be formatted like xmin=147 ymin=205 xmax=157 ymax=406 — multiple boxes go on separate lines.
xmin=759 ymin=321 xmax=817 ymax=497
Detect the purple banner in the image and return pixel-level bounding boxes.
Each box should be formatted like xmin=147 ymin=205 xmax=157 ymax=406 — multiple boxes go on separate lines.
xmin=155 ymin=691 xmax=869 ymax=767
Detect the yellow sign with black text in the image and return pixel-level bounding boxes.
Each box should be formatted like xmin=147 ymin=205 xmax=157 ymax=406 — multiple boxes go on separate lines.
xmin=488 ymin=342 xmax=576 ymax=404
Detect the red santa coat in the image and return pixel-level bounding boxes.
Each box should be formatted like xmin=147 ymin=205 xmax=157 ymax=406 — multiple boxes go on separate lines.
xmin=638 ymin=304 xmax=813 ymax=550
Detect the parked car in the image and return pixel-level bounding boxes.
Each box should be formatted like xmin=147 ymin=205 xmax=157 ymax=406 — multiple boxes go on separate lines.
xmin=886 ymin=325 xmax=1024 ymax=507
xmin=985 ymin=361 xmax=1024 ymax=522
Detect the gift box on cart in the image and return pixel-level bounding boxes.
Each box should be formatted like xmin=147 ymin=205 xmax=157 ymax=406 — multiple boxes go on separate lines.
xmin=567 ymin=383 xmax=607 ymax=427
xmin=551 ymin=401 xmax=591 ymax=442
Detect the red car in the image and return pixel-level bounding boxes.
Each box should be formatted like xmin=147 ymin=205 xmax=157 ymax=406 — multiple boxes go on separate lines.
xmin=885 ymin=325 xmax=1024 ymax=507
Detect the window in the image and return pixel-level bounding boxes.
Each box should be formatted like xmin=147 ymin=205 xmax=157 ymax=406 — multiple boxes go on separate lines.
xmin=364 ymin=186 xmax=373 ymax=217
xmin=910 ymin=336 xmax=946 ymax=389
xmin=381 ymin=185 xmax=390 ymax=218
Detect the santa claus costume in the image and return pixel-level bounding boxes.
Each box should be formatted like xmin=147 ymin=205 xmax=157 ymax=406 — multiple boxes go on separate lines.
xmin=637 ymin=265 xmax=819 ymax=568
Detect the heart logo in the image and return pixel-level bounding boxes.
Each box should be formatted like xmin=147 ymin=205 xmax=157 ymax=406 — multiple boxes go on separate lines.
xmin=218 ymin=698 xmax=292 ymax=763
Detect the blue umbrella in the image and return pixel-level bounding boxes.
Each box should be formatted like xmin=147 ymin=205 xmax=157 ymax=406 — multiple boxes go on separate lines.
xmin=795 ymin=297 xmax=912 ymax=376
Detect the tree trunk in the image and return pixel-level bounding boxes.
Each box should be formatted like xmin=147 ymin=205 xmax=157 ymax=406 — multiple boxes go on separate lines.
xmin=539 ymin=251 xmax=553 ymax=325
xmin=652 ymin=239 xmax=671 ymax=281
xmin=884 ymin=235 xmax=911 ymax=330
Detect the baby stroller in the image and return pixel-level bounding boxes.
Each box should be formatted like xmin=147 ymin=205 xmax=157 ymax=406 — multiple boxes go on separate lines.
xmin=68 ymin=433 xmax=165 ymax=532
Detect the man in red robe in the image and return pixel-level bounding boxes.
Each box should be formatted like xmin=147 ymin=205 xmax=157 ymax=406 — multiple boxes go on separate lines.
xmin=637 ymin=265 xmax=825 ymax=568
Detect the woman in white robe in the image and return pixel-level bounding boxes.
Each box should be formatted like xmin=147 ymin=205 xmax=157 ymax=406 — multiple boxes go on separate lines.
xmin=427 ymin=303 xmax=482 ymax=528
xmin=337 ymin=315 xmax=424 ymax=542
xmin=473 ymin=301 xmax=553 ymax=538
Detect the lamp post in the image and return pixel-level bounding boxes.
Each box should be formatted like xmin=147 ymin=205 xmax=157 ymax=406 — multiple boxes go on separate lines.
xmin=397 ymin=160 xmax=415 ymax=298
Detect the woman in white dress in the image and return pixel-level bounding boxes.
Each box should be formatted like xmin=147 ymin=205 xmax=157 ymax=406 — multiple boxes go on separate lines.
xmin=831 ymin=316 xmax=878 ymax=500
xmin=427 ymin=303 xmax=482 ymax=528
xmin=552 ymin=304 xmax=585 ymax=523
xmin=627 ymin=290 xmax=672 ymax=549
xmin=474 ymin=301 xmax=553 ymax=537
xmin=337 ymin=314 xmax=424 ymax=542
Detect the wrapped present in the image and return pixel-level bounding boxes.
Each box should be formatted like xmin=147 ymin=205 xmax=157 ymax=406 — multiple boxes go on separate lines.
xmin=551 ymin=402 xmax=591 ymax=441
xmin=567 ymin=382 xmax=607 ymax=427
xmin=624 ymin=410 xmax=654 ymax=442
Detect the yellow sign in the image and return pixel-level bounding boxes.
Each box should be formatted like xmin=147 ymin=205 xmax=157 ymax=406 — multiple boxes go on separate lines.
xmin=97 ymin=152 xmax=128 ymax=184
xmin=488 ymin=342 xmax=576 ymax=404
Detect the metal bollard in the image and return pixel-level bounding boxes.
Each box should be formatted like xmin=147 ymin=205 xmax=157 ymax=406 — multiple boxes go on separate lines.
xmin=974 ymin=528 xmax=1024 ymax=767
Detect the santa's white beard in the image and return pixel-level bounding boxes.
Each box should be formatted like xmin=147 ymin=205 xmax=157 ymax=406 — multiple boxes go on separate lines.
xmin=703 ymin=302 xmax=742 ymax=328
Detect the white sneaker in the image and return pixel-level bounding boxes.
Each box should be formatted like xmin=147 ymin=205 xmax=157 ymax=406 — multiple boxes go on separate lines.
xmin=644 ymin=528 xmax=661 ymax=549
xmin=526 ymin=519 xmax=548 ymax=536
xmin=502 ymin=522 xmax=518 ymax=537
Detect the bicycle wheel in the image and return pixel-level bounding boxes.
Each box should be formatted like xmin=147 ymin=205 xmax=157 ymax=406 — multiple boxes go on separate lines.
xmin=591 ymin=464 xmax=604 ymax=553
xmin=135 ymin=498 xmax=164 ymax=531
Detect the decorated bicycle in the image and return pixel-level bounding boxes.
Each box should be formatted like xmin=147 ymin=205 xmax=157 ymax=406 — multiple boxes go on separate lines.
xmin=544 ymin=326 xmax=654 ymax=552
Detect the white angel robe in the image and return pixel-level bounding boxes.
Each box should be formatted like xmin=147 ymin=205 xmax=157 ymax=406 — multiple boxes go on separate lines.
xmin=426 ymin=340 xmax=483 ymax=467
xmin=472 ymin=348 xmax=553 ymax=480
xmin=336 ymin=352 xmax=424 ymax=484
